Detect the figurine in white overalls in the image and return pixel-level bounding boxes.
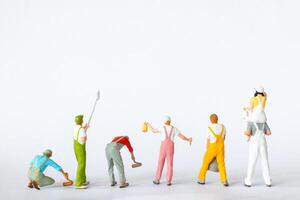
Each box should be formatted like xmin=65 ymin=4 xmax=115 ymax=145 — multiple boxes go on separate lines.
xmin=244 ymin=86 xmax=272 ymax=187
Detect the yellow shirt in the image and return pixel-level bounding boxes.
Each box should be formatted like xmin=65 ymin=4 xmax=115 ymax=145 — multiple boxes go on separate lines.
xmin=250 ymin=95 xmax=267 ymax=109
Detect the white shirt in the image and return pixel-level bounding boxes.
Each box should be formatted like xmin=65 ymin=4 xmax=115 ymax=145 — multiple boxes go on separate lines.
xmin=158 ymin=125 xmax=181 ymax=141
xmin=73 ymin=125 xmax=87 ymax=145
xmin=207 ymin=123 xmax=226 ymax=143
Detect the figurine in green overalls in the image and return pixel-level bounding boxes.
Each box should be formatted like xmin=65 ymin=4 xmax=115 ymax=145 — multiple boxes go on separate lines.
xmin=73 ymin=115 xmax=89 ymax=189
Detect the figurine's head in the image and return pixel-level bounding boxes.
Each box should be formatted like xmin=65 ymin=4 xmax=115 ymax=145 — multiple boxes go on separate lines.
xmin=210 ymin=114 xmax=218 ymax=124
xmin=164 ymin=116 xmax=171 ymax=125
xmin=43 ymin=149 xmax=52 ymax=158
xmin=75 ymin=115 xmax=84 ymax=125
xmin=254 ymin=86 xmax=265 ymax=97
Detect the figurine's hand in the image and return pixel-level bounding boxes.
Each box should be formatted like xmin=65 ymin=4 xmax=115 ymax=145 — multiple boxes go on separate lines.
xmin=265 ymin=130 xmax=272 ymax=136
xmin=188 ymin=137 xmax=193 ymax=145
xmin=62 ymin=171 xmax=69 ymax=179
xmin=83 ymin=124 xmax=90 ymax=129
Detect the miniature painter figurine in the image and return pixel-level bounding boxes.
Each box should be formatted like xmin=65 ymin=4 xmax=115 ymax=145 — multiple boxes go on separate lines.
xmin=146 ymin=116 xmax=192 ymax=186
xmin=197 ymin=114 xmax=229 ymax=186
xmin=27 ymin=149 xmax=69 ymax=190
xmin=105 ymin=136 xmax=140 ymax=188
xmin=73 ymin=115 xmax=89 ymax=189
xmin=244 ymin=119 xmax=272 ymax=187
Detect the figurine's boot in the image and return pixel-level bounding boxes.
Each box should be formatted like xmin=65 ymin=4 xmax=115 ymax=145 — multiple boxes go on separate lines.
xmin=27 ymin=181 xmax=33 ymax=188
xmin=119 ymin=182 xmax=129 ymax=188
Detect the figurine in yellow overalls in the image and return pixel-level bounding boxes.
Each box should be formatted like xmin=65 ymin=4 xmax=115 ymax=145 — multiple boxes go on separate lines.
xmin=197 ymin=114 xmax=229 ymax=186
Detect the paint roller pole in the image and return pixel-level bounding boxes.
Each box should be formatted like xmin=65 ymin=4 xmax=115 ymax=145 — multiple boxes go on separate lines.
xmin=87 ymin=90 xmax=100 ymax=128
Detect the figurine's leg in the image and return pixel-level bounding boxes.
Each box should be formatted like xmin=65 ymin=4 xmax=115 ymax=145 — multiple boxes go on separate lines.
xmin=198 ymin=148 xmax=216 ymax=181
xmin=260 ymin=139 xmax=271 ymax=186
xmin=155 ymin=145 xmax=166 ymax=182
xmin=108 ymin=159 xmax=115 ymax=184
xmin=112 ymin=151 xmax=126 ymax=184
xmin=75 ymin=145 xmax=87 ymax=187
xmin=38 ymin=174 xmax=55 ymax=187
xmin=166 ymin=143 xmax=174 ymax=184
xmin=106 ymin=148 xmax=115 ymax=185
xmin=245 ymin=139 xmax=259 ymax=186
xmin=216 ymin=149 xmax=227 ymax=183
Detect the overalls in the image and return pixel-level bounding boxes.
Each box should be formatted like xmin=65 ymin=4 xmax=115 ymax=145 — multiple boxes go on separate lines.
xmin=198 ymin=125 xmax=227 ymax=183
xmin=74 ymin=127 xmax=87 ymax=187
xmin=155 ymin=126 xmax=175 ymax=183
xmin=105 ymin=142 xmax=126 ymax=184
xmin=245 ymin=123 xmax=271 ymax=185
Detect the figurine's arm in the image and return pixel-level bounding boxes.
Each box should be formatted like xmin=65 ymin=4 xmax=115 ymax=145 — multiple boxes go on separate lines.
xmin=130 ymin=152 xmax=136 ymax=163
xmin=178 ymin=133 xmax=192 ymax=145
xmin=264 ymin=123 xmax=271 ymax=136
xmin=222 ymin=126 xmax=226 ymax=140
xmin=79 ymin=128 xmax=87 ymax=143
xmin=60 ymin=169 xmax=69 ymax=179
xmin=146 ymin=122 xmax=160 ymax=133
xmin=245 ymin=128 xmax=251 ymax=137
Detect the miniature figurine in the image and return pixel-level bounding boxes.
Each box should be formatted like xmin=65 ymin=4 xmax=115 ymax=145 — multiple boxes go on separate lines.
xmin=243 ymin=86 xmax=268 ymax=141
xmin=27 ymin=149 xmax=69 ymax=190
xmin=73 ymin=115 xmax=89 ymax=189
xmin=105 ymin=136 xmax=140 ymax=188
xmin=146 ymin=116 xmax=192 ymax=186
xmin=197 ymin=114 xmax=229 ymax=186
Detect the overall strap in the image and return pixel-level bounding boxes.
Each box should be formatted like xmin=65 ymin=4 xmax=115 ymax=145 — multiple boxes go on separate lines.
xmin=254 ymin=123 xmax=264 ymax=132
xmin=261 ymin=123 xmax=265 ymax=131
xmin=208 ymin=124 xmax=223 ymax=138
xmin=163 ymin=126 xmax=168 ymax=139
xmin=76 ymin=127 xmax=82 ymax=141
xmin=169 ymin=126 xmax=174 ymax=139
xmin=163 ymin=126 xmax=173 ymax=139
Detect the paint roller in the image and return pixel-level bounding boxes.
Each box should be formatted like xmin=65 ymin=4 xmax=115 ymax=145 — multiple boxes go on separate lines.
xmin=62 ymin=173 xmax=74 ymax=187
xmin=132 ymin=161 xmax=142 ymax=168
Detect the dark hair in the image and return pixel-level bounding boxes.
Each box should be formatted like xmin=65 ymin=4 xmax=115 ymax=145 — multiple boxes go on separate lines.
xmin=254 ymin=92 xmax=265 ymax=97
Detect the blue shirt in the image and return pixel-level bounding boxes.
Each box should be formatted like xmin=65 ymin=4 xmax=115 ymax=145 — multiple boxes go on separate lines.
xmin=30 ymin=155 xmax=62 ymax=173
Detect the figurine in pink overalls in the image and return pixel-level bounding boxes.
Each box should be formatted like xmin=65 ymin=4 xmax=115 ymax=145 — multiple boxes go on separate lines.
xmin=146 ymin=116 xmax=192 ymax=186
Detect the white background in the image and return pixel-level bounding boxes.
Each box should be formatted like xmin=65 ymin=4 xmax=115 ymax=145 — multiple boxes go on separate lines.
xmin=1 ymin=0 xmax=300 ymax=199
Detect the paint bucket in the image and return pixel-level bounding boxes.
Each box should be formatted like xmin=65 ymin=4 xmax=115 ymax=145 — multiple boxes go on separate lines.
xmin=141 ymin=122 xmax=148 ymax=132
